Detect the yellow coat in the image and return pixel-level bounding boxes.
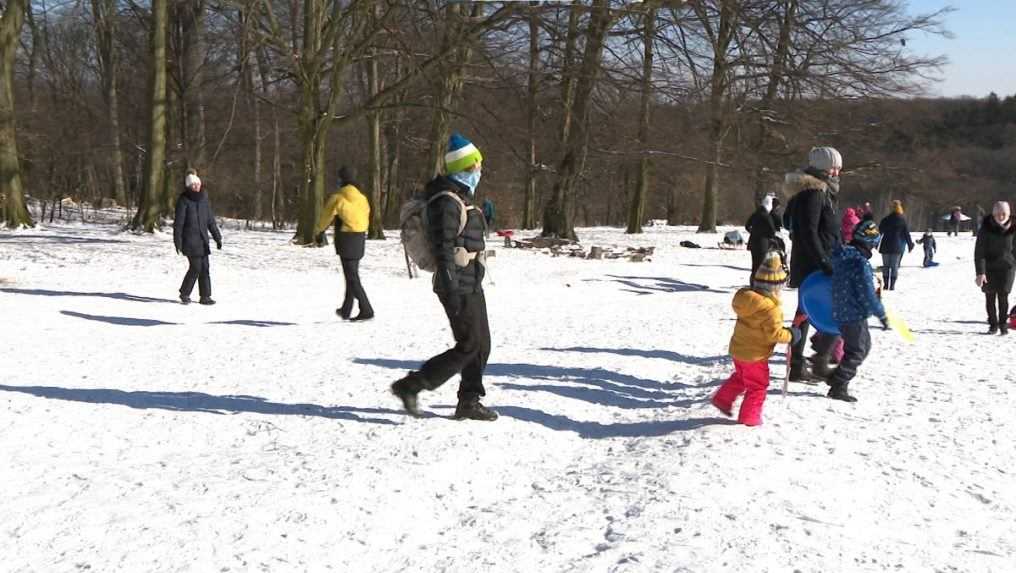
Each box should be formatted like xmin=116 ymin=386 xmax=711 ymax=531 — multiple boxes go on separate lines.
xmin=728 ymin=288 xmax=793 ymax=362
xmin=316 ymin=184 xmax=370 ymax=234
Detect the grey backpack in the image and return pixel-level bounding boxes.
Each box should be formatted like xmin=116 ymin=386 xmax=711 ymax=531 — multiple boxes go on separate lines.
xmin=400 ymin=191 xmax=474 ymax=273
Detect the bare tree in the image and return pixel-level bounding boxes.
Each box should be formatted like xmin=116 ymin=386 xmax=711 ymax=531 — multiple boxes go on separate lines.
xmin=131 ymin=0 xmax=169 ymax=232
xmin=0 ymin=0 xmax=32 ymax=228
xmin=625 ymin=3 xmax=657 ymax=234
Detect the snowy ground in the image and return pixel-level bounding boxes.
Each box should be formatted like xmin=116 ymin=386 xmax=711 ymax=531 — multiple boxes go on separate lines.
xmin=1 ymin=217 xmax=1013 ymax=572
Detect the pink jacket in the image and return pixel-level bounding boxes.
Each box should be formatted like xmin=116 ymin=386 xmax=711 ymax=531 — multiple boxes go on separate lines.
xmin=841 ymin=208 xmax=861 ymax=243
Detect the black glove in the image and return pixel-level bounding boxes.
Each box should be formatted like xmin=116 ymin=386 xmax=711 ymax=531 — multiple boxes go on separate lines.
xmin=820 ymin=259 xmax=833 ymax=276
xmin=788 ymin=326 xmax=802 ymax=346
xmin=879 ymin=316 xmax=890 ymax=331
xmin=216 ymin=240 xmax=222 ymax=250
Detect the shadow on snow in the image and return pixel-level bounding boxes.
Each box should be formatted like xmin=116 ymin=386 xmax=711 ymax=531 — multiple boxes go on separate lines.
xmin=60 ymin=310 xmax=177 ymax=327
xmin=584 ymin=275 xmax=727 ymax=295
xmin=541 ymin=346 xmax=727 ymax=366
xmin=2 ymin=287 xmax=177 ymax=304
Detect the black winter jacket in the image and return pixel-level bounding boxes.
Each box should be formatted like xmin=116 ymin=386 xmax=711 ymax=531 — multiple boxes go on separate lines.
xmin=173 ymin=190 xmax=222 ymax=257
xmin=783 ymin=171 xmax=840 ymax=287
xmin=974 ymin=215 xmax=1016 ymax=275
xmin=425 ymin=176 xmax=486 ymax=295
xmin=745 ymin=207 xmax=777 ymax=250
xmin=877 ymin=213 xmax=915 ymax=255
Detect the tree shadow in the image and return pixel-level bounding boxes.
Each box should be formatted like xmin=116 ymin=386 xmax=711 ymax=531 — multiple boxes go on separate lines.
xmin=497 ymin=382 xmax=700 ymax=410
xmin=354 ymin=358 xmax=711 ymax=392
xmin=2 ymin=287 xmax=177 ymax=304
xmin=680 ymin=262 xmax=753 ymax=272
xmin=909 ymin=328 xmax=969 ymax=336
xmin=0 ymin=384 xmax=400 ymax=425
xmin=210 ymin=320 xmax=297 ymax=327
xmin=490 ymin=406 xmax=737 ymax=438
xmin=60 ymin=310 xmax=178 ymax=327
xmin=584 ymin=275 xmax=726 ymax=295
xmin=541 ymin=346 xmax=727 ymax=366
xmin=0 ymin=234 xmax=129 ymax=245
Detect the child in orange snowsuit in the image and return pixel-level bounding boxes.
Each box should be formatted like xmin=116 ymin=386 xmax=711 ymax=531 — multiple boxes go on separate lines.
xmin=712 ymin=252 xmax=801 ymax=426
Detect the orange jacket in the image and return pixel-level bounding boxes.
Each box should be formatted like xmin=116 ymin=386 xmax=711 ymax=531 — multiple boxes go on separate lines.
xmin=728 ymin=288 xmax=793 ymax=362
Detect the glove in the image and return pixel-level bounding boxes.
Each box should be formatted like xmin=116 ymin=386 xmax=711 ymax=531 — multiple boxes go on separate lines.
xmin=216 ymin=240 xmax=222 ymax=250
xmin=787 ymin=326 xmax=802 ymax=346
xmin=819 ymin=259 xmax=833 ymax=276
xmin=879 ymin=316 xmax=890 ymax=331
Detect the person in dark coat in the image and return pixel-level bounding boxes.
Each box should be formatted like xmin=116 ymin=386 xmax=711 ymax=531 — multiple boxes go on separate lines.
xmin=877 ymin=200 xmax=915 ymax=291
xmin=173 ymin=171 xmax=222 ymax=305
xmin=745 ymin=194 xmax=778 ymax=279
xmin=391 ymin=133 xmax=496 ymax=421
xmin=974 ymin=201 xmax=1016 ymax=335
xmin=783 ymin=147 xmax=843 ymax=381
xmin=315 ymin=166 xmax=373 ymax=321
xmin=917 ymin=229 xmax=937 ymax=267
xmin=482 ymin=198 xmax=495 ymax=236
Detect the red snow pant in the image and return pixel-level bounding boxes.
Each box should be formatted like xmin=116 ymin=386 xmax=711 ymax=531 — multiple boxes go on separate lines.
xmin=712 ymin=358 xmax=770 ymax=426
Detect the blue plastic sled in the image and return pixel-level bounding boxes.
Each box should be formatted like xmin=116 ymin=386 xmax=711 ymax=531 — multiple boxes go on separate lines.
xmin=799 ymin=271 xmax=840 ymax=335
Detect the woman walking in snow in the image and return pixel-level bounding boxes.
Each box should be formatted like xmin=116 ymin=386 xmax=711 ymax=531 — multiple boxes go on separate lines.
xmin=877 ymin=200 xmax=915 ymax=291
xmin=974 ymin=201 xmax=1016 ymax=335
xmin=173 ymin=171 xmax=222 ymax=305
xmin=745 ymin=194 xmax=778 ymax=279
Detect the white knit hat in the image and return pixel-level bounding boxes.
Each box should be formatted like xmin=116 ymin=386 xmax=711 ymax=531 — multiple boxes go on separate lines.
xmin=185 ymin=173 xmax=201 ymax=190
xmin=808 ymin=147 xmax=842 ymax=172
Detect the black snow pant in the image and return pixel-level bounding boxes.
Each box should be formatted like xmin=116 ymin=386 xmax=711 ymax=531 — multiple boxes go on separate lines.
xmin=826 ymin=320 xmax=871 ymax=389
xmin=418 ymin=291 xmax=491 ymax=401
xmin=791 ymin=301 xmax=840 ymax=371
xmin=339 ymin=257 xmax=372 ymax=316
xmin=986 ymin=291 xmax=1010 ymax=328
xmin=180 ymin=255 xmax=211 ymax=299
xmin=923 ymin=249 xmax=934 ymax=267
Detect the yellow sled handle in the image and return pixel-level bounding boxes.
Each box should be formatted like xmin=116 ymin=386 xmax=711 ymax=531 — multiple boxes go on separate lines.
xmin=886 ymin=309 xmax=915 ymax=344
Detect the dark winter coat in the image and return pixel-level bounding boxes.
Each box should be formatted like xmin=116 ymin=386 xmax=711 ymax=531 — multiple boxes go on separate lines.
xmin=877 ymin=213 xmax=915 ymax=255
xmin=783 ymin=170 xmax=841 ymax=288
xmin=426 ymin=176 xmax=486 ymax=295
xmin=974 ymin=215 xmax=1016 ymax=293
xmin=917 ymin=234 xmax=936 ymax=254
xmin=745 ymin=207 xmax=778 ymax=250
xmin=173 ymin=190 xmax=222 ymax=257
xmin=830 ymin=243 xmax=886 ymax=324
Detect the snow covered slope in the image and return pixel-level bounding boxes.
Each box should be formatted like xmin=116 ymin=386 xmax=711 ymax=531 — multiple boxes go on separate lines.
xmin=1 ymin=221 xmax=1012 ymax=572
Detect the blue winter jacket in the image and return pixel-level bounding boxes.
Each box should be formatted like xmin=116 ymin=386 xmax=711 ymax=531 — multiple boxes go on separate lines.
xmin=830 ymin=244 xmax=886 ymax=324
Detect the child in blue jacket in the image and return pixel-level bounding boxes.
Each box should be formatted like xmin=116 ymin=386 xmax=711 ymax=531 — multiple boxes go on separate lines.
xmin=818 ymin=220 xmax=890 ymax=402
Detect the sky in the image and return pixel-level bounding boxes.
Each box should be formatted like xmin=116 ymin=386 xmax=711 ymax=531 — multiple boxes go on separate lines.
xmin=904 ymin=0 xmax=1016 ymax=98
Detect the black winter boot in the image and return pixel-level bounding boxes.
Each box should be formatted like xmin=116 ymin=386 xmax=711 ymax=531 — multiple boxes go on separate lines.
xmin=988 ymin=323 xmax=999 ymax=335
xmin=828 ymin=383 xmax=857 ymax=403
xmin=179 ymin=294 xmax=191 ymax=305
xmin=788 ymin=363 xmax=817 ymax=383
xmin=199 ymin=298 xmax=216 ymax=306
xmin=808 ymin=354 xmax=834 ymax=381
xmin=391 ymin=372 xmax=426 ymax=417
xmin=453 ymin=397 xmax=498 ymax=421
xmin=1000 ymin=324 xmax=1009 ymax=336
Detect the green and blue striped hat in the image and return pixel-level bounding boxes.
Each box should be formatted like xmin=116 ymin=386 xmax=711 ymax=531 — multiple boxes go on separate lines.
xmin=444 ymin=133 xmax=483 ymax=174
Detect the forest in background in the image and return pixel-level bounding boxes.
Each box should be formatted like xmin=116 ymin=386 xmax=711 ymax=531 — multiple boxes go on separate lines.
xmin=1 ymin=0 xmax=1013 ymax=240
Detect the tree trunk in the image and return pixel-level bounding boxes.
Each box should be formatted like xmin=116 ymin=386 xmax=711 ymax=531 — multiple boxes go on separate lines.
xmin=522 ymin=2 xmax=540 ymax=230
xmin=696 ymin=0 xmax=736 ymax=233
xmin=92 ymin=0 xmax=126 ymax=206
xmin=180 ymin=0 xmax=207 ymax=171
xmin=750 ymin=0 xmax=796 ymax=201
xmin=364 ymin=21 xmax=384 ymax=240
xmin=423 ymin=3 xmax=473 ymax=180
xmin=542 ymin=0 xmax=612 ymax=241
xmin=0 ymin=0 xmax=31 ymax=228
xmin=626 ymin=6 xmax=656 ymax=234
xmin=131 ymin=0 xmax=168 ymax=232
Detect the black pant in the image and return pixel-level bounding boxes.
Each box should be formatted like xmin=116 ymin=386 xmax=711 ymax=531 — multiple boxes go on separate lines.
xmin=882 ymin=253 xmax=902 ymax=289
xmin=986 ymin=291 xmax=1010 ymax=327
xmin=791 ymin=302 xmax=839 ymax=369
xmin=923 ymin=249 xmax=934 ymax=267
xmin=828 ymin=320 xmax=871 ymax=388
xmin=419 ymin=291 xmax=491 ymax=401
xmin=339 ymin=257 xmax=372 ymax=315
xmin=749 ymin=243 xmax=767 ymax=281
xmin=180 ymin=256 xmax=211 ymax=299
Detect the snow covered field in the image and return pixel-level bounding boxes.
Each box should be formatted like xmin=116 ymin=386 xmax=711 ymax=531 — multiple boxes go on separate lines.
xmin=1 ymin=218 xmax=1013 ymax=572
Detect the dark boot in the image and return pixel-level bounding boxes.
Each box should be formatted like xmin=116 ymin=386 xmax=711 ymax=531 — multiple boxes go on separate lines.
xmin=391 ymin=372 xmax=426 ymax=417
xmin=1000 ymin=324 xmax=1009 ymax=336
xmin=828 ymin=383 xmax=857 ymax=403
xmin=336 ymin=306 xmax=352 ymax=320
xmin=788 ymin=363 xmax=816 ymax=383
xmin=808 ymin=354 xmax=834 ymax=381
xmin=199 ymin=298 xmax=216 ymax=306
xmin=988 ymin=323 xmax=999 ymax=335
xmin=453 ymin=397 xmax=498 ymax=421
xmin=351 ymin=310 xmax=374 ymax=322
xmin=179 ymin=294 xmax=191 ymax=305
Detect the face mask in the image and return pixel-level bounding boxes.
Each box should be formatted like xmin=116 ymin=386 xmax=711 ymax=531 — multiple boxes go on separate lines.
xmin=451 ymin=170 xmax=482 ymax=195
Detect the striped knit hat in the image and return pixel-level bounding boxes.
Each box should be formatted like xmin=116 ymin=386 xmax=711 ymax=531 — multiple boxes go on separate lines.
xmin=852 ymin=219 xmax=881 ymax=247
xmin=445 ymin=133 xmax=483 ymax=174
xmin=753 ymin=251 xmax=788 ymax=290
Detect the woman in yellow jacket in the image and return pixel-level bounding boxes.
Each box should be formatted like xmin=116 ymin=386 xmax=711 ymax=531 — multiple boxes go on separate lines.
xmin=315 ymin=166 xmax=373 ymax=321
xmin=711 ymin=252 xmax=800 ymax=426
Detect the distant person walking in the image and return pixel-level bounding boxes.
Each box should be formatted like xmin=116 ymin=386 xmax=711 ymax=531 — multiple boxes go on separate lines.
xmin=877 ymin=200 xmax=915 ymax=291
xmin=482 ymin=198 xmax=495 ymax=235
xmin=316 ymin=166 xmax=373 ymax=321
xmin=975 ymin=205 xmax=986 ymax=236
xmin=948 ymin=207 xmax=963 ymax=236
xmin=974 ymin=201 xmax=1016 ymax=335
xmin=745 ymin=194 xmax=778 ymax=278
xmin=173 ymin=171 xmax=222 ymax=305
